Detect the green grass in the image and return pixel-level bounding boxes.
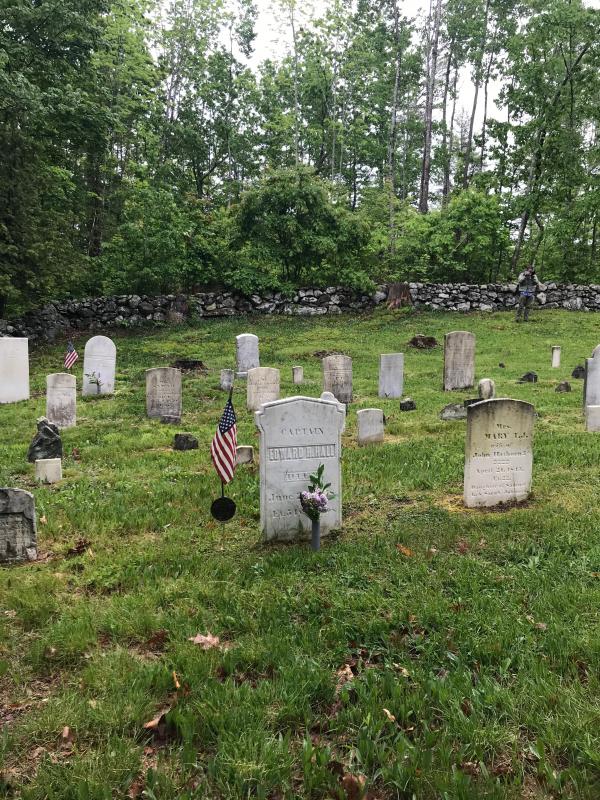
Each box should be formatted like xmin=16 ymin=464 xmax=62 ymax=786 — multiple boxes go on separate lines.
xmin=1 ymin=308 xmax=600 ymax=799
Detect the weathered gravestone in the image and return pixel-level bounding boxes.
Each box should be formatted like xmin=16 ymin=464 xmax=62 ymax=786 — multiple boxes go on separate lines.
xmin=292 ymin=366 xmax=304 ymax=384
xmin=551 ymin=346 xmax=561 ymax=368
xmin=322 ymin=355 xmax=353 ymax=404
xmin=440 ymin=403 xmax=467 ymax=421
xmin=585 ymin=406 xmax=600 ymax=432
xmin=0 ymin=338 xmax=29 ymax=404
xmin=478 ymin=378 xmax=495 ymax=400
xmin=379 ymin=354 xmax=404 ymax=399
xmin=28 ymin=417 xmax=62 ymax=463
xmin=82 ymin=335 xmax=116 ymax=396
xmin=443 ymin=332 xmax=475 ymax=391
xmin=357 ymin=408 xmax=384 ymax=445
xmin=247 ymin=367 xmax=280 ymax=411
xmin=236 ymin=333 xmax=259 ymax=378
xmin=464 ymin=399 xmax=535 ymax=508
xmin=35 ymin=458 xmax=62 ymax=484
xmin=146 ymin=368 xmax=182 ymax=419
xmin=583 ymin=347 xmax=600 ymax=409
xmin=0 ymin=488 xmax=37 ymax=563
xmin=46 ymin=373 xmax=76 ymax=429
xmin=220 ymin=369 xmax=234 ymax=392
xmin=236 ymin=445 xmax=254 ymax=465
xmin=255 ymin=396 xmax=345 ymax=541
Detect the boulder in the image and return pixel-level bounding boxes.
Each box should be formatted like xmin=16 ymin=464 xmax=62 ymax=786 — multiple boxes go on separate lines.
xmin=173 ymin=433 xmax=198 ymax=451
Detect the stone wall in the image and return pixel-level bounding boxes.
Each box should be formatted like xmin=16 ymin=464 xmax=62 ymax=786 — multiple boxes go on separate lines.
xmin=2 ymin=282 xmax=600 ymax=341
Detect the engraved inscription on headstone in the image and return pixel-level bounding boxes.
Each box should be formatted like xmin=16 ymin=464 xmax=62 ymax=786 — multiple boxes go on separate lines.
xmin=146 ymin=368 xmax=182 ymax=419
xmin=46 ymin=373 xmax=76 ymax=428
xmin=236 ymin=333 xmax=259 ymax=378
xmin=82 ymin=335 xmax=116 ymax=396
xmin=255 ymin=396 xmax=346 ymax=541
xmin=444 ymin=331 xmax=475 ymax=391
xmin=0 ymin=488 xmax=37 ymax=563
xmin=464 ymin=399 xmax=535 ymax=508
xmin=379 ymin=353 xmax=404 ymax=398
xmin=247 ymin=367 xmax=280 ymax=411
xmin=0 ymin=338 xmax=30 ymax=404
xmin=322 ymin=355 xmax=352 ymax=404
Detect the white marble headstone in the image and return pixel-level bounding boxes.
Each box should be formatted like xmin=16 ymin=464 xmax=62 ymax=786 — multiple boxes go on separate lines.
xmin=236 ymin=333 xmax=259 ymax=378
xmin=35 ymin=458 xmax=63 ymax=484
xmin=585 ymin=405 xmax=600 ymax=432
xmin=255 ymin=396 xmax=346 ymax=541
xmin=82 ymin=336 xmax=116 ymax=396
xmin=247 ymin=367 xmax=280 ymax=411
xmin=551 ymin=346 xmax=561 ymax=368
xmin=322 ymin=355 xmax=352 ymax=404
xmin=464 ymin=399 xmax=535 ymax=508
xmin=292 ymin=366 xmax=304 ymax=384
xmin=444 ymin=331 xmax=475 ymax=391
xmin=379 ymin=353 xmax=404 ymax=398
xmin=357 ymin=408 xmax=384 ymax=445
xmin=478 ymin=378 xmax=495 ymax=400
xmin=46 ymin=373 xmax=76 ymax=428
xmin=0 ymin=338 xmax=29 ymax=404
xmin=146 ymin=368 xmax=182 ymax=418
xmin=584 ymin=347 xmax=600 ymax=409
xmin=220 ymin=369 xmax=234 ymax=391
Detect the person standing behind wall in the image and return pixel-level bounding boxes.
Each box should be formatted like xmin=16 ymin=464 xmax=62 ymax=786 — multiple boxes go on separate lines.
xmin=515 ymin=266 xmax=543 ymax=322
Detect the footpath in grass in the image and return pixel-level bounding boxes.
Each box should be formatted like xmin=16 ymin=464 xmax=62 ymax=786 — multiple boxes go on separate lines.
xmin=1 ymin=309 xmax=600 ymax=799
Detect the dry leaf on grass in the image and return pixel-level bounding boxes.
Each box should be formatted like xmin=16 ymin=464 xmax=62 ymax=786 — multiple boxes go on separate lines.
xmin=382 ymin=708 xmax=396 ymax=722
xmin=335 ymin=663 xmax=355 ymax=694
xmin=341 ymin=772 xmax=367 ymax=800
xmin=188 ymin=632 xmax=221 ymax=650
xmin=456 ymin=539 xmax=470 ymax=554
xmin=39 ymin=515 xmax=47 ymax=525
xmin=396 ymin=544 xmax=414 ymax=557
xmin=525 ymin=615 xmax=547 ymax=630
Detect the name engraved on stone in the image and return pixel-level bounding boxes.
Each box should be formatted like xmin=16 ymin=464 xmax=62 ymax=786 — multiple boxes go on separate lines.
xmin=46 ymin=373 xmax=76 ymax=428
xmin=146 ymin=368 xmax=183 ymax=418
xmin=444 ymin=331 xmax=475 ymax=391
xmin=0 ymin=338 xmax=30 ymax=404
xmin=322 ymin=355 xmax=352 ymax=404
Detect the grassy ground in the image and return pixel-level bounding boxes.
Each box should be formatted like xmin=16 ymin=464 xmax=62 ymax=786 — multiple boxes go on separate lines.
xmin=1 ymin=308 xmax=600 ymax=800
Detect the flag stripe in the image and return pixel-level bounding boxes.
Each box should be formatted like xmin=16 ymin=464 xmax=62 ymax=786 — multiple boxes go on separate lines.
xmin=211 ymin=398 xmax=237 ymax=485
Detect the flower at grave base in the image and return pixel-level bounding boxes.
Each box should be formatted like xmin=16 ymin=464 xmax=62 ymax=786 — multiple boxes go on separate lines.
xmin=300 ymin=489 xmax=330 ymax=521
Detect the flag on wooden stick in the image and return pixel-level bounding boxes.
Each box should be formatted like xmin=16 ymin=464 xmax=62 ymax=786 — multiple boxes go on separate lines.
xmin=64 ymin=340 xmax=79 ymax=370
xmin=211 ymin=395 xmax=237 ymax=485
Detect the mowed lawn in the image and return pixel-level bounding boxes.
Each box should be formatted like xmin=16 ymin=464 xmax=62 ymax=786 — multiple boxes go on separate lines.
xmin=1 ymin=309 xmax=600 ymax=800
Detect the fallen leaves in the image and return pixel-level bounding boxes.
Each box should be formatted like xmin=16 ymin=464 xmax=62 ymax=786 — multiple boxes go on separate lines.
xmin=39 ymin=515 xmax=47 ymax=525
xmin=525 ymin=615 xmax=547 ymax=631
xmin=396 ymin=544 xmax=414 ymax=557
xmin=66 ymin=538 xmax=90 ymax=558
xmin=188 ymin=632 xmax=221 ymax=650
xmin=382 ymin=708 xmax=396 ymax=722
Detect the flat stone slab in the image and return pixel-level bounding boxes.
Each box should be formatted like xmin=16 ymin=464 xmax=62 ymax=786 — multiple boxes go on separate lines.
xmin=35 ymin=458 xmax=62 ymax=484
xmin=236 ymin=445 xmax=254 ymax=465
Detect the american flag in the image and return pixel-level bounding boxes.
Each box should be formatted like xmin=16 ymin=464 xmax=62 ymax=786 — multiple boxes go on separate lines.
xmin=211 ymin=397 xmax=237 ymax=484
xmin=64 ymin=340 xmax=79 ymax=370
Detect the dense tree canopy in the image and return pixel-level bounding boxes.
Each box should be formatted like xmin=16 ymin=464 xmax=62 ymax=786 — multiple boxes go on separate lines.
xmin=1 ymin=0 xmax=600 ymax=312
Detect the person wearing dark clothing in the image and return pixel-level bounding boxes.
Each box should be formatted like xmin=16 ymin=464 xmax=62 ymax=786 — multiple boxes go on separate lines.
xmin=515 ymin=266 xmax=542 ymax=322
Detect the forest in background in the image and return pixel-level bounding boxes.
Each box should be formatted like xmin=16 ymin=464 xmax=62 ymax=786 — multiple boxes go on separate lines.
xmin=1 ymin=0 xmax=600 ymax=313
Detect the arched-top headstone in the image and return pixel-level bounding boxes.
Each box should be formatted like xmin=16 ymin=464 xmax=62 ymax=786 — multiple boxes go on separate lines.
xmin=46 ymin=373 xmax=76 ymax=428
xmin=0 ymin=338 xmax=29 ymax=404
xmin=247 ymin=367 xmax=280 ymax=411
xmin=322 ymin=355 xmax=352 ymax=404
xmin=478 ymin=378 xmax=495 ymax=400
xmin=444 ymin=331 xmax=475 ymax=391
xmin=0 ymin=488 xmax=37 ymax=563
xmin=464 ymin=398 xmax=535 ymax=508
xmin=255 ymin=396 xmax=346 ymax=541
xmin=379 ymin=353 xmax=404 ymax=398
xmin=146 ymin=368 xmax=182 ymax=419
xmin=82 ymin=336 xmax=116 ymax=396
xmin=236 ymin=334 xmax=259 ymax=378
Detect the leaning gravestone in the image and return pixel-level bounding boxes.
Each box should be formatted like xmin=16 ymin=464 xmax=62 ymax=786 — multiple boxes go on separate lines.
xmin=322 ymin=355 xmax=353 ymax=404
xmin=584 ymin=347 xmax=600 ymax=408
xmin=0 ymin=488 xmax=37 ymax=563
xmin=357 ymin=408 xmax=384 ymax=445
xmin=46 ymin=373 xmax=76 ymax=429
xmin=247 ymin=367 xmax=280 ymax=411
xmin=27 ymin=418 xmax=62 ymax=463
xmin=0 ymin=338 xmax=29 ymax=404
xmin=464 ymin=399 xmax=535 ymax=508
xmin=443 ymin=332 xmax=475 ymax=391
xmin=82 ymin=335 xmax=116 ymax=396
xmin=255 ymin=396 xmax=346 ymax=541
xmin=146 ymin=368 xmax=182 ymax=419
xmin=379 ymin=353 xmax=404 ymax=398
xmin=236 ymin=334 xmax=259 ymax=378
xmin=478 ymin=378 xmax=495 ymax=400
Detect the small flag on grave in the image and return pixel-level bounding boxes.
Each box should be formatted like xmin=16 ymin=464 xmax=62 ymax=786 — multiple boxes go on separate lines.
xmin=64 ymin=340 xmax=79 ymax=370
xmin=210 ymin=392 xmax=237 ymax=521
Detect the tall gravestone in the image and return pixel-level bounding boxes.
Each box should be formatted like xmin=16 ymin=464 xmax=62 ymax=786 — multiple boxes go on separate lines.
xmin=46 ymin=373 xmax=76 ymax=428
xmin=443 ymin=331 xmax=475 ymax=391
xmin=255 ymin=396 xmax=346 ymax=541
xmin=82 ymin=336 xmax=116 ymax=396
xmin=551 ymin=346 xmax=561 ymax=368
xmin=584 ymin=347 xmax=600 ymax=409
xmin=236 ymin=334 xmax=259 ymax=378
xmin=247 ymin=367 xmax=280 ymax=411
xmin=0 ymin=338 xmax=29 ymax=404
xmin=379 ymin=353 xmax=404 ymax=398
xmin=322 ymin=355 xmax=353 ymax=404
xmin=0 ymin=488 xmax=37 ymax=563
xmin=146 ymin=368 xmax=182 ymax=419
xmin=464 ymin=399 xmax=535 ymax=508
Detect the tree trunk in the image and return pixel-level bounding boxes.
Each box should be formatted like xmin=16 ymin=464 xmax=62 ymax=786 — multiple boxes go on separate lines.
xmin=441 ymin=45 xmax=453 ymax=205
xmin=419 ymin=0 xmax=443 ymax=213
xmin=462 ymin=0 xmax=490 ymax=189
xmin=387 ymin=0 xmax=402 ymax=253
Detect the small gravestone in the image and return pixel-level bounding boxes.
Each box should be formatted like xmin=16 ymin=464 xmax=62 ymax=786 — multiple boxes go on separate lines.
xmin=35 ymin=458 xmax=62 ymax=484
xmin=220 ymin=369 xmax=234 ymax=391
xmin=236 ymin=445 xmax=254 ymax=465
xmin=0 ymin=488 xmax=37 ymax=563
xmin=464 ymin=399 xmax=535 ymax=508
xmin=247 ymin=367 xmax=280 ymax=411
xmin=255 ymin=396 xmax=345 ymax=541
xmin=585 ymin=406 xmax=600 ymax=432
xmin=0 ymin=338 xmax=29 ymax=404
xmin=357 ymin=409 xmax=384 ymax=445
xmin=236 ymin=333 xmax=259 ymax=378
xmin=82 ymin=335 xmax=116 ymax=396
xmin=555 ymin=381 xmax=571 ymax=393
xmin=443 ymin=331 xmax=475 ymax=391
xmin=478 ymin=378 xmax=495 ymax=400
xmin=322 ymin=355 xmax=352 ymax=404
xmin=27 ymin=418 xmax=62 ymax=463
xmin=518 ymin=372 xmax=538 ymax=383
xmin=173 ymin=433 xmax=198 ymax=451
xmin=400 ymin=397 xmax=416 ymax=411
xmin=584 ymin=348 xmax=600 ymax=408
xmin=551 ymin=346 xmax=561 ymax=368
xmin=379 ymin=354 xmax=404 ymax=398
xmin=46 ymin=373 xmax=76 ymax=429
xmin=572 ymin=365 xmax=585 ymax=379
xmin=292 ymin=366 xmax=304 ymax=384
xmin=146 ymin=368 xmax=182 ymax=419
xmin=440 ymin=403 xmax=467 ymax=421
xmin=409 ymin=334 xmax=437 ymax=349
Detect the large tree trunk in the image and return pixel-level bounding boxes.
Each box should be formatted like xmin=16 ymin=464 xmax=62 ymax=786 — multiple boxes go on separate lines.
xmin=462 ymin=0 xmax=490 ymax=189
xmin=419 ymin=0 xmax=443 ymax=213
xmin=440 ymin=45 xmax=453 ymax=205
xmin=387 ymin=0 xmax=402 ymax=254
xmin=443 ymin=58 xmax=459 ymax=204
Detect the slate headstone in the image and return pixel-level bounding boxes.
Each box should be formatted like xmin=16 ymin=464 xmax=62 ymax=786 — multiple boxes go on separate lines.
xmin=27 ymin=417 xmax=62 ymax=463
xmin=236 ymin=333 xmax=259 ymax=378
xmin=46 ymin=373 xmax=76 ymax=429
xmin=82 ymin=335 xmax=116 ymax=396
xmin=443 ymin=331 xmax=475 ymax=391
xmin=0 ymin=488 xmax=37 ymax=563
xmin=357 ymin=408 xmax=384 ymax=445
xmin=572 ymin=365 xmax=585 ymax=379
xmin=146 ymin=367 xmax=182 ymax=419
xmin=322 ymin=355 xmax=352 ymax=404
xmin=379 ymin=353 xmax=404 ymax=399
xmin=247 ymin=367 xmax=280 ymax=411
xmin=0 ymin=338 xmax=29 ymax=404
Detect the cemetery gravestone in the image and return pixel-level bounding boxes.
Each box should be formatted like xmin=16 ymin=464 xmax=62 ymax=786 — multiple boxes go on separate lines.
xmin=464 ymin=398 xmax=535 ymax=508
xmin=443 ymin=332 xmax=475 ymax=391
xmin=585 ymin=406 xmax=600 ymax=432
xmin=478 ymin=378 xmax=495 ymax=400
xmin=551 ymin=346 xmax=561 ymax=368
xmin=322 ymin=355 xmax=353 ymax=404
xmin=236 ymin=334 xmax=259 ymax=378
xmin=0 ymin=488 xmax=37 ymax=563
xmin=357 ymin=409 xmax=384 ymax=445
xmin=584 ymin=348 xmax=600 ymax=408
xmin=255 ymin=396 xmax=345 ymax=541
xmin=0 ymin=338 xmax=29 ymax=404
xmin=35 ymin=458 xmax=62 ymax=484
xmin=28 ymin=418 xmax=62 ymax=463
xmin=46 ymin=373 xmax=76 ymax=429
xmin=292 ymin=366 xmax=304 ymax=384
xmin=247 ymin=367 xmax=280 ymax=411
xmin=236 ymin=446 xmax=254 ymax=465
xmin=82 ymin=336 xmax=116 ymax=396
xmin=220 ymin=369 xmax=234 ymax=391
xmin=379 ymin=353 xmax=404 ymax=398
xmin=146 ymin=368 xmax=182 ymax=419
